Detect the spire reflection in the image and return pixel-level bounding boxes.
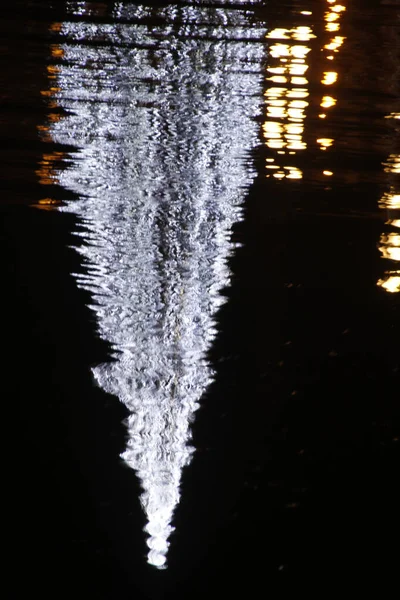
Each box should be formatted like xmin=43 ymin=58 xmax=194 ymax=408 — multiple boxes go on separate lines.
xmin=37 ymin=1 xmax=266 ymax=568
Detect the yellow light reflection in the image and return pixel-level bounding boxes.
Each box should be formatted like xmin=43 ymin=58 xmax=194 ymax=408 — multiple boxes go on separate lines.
xmin=325 ymin=12 xmax=340 ymax=23
xmin=321 ymin=72 xmax=338 ymax=85
xmin=323 ymin=170 xmax=333 ymax=176
xmin=324 ymin=36 xmax=345 ymax=51
xmin=377 ymin=276 xmax=400 ymax=293
xmin=264 ymin=25 xmax=314 ymax=180
xmin=321 ymin=96 xmax=337 ymax=108
xmin=317 ymin=138 xmax=334 ymax=148
xmin=36 ymin=39 xmax=65 ymax=207
xmin=35 ymin=151 xmax=64 ymax=185
xmin=379 ymin=233 xmax=400 ymax=262
xmin=379 ymin=191 xmax=400 ymax=210
xmin=383 ymin=154 xmax=400 ymax=174
xmin=326 ymin=22 xmax=340 ymax=32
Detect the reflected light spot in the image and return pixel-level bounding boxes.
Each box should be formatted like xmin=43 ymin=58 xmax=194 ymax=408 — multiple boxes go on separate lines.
xmin=270 ymin=43 xmax=290 ymax=58
xmin=325 ymin=11 xmax=340 ymax=22
xmin=300 ymin=11 xmax=312 ymax=15
xmin=319 ymin=114 xmax=327 ymax=119
xmin=291 ymin=76 xmax=308 ymax=85
xmin=323 ymin=170 xmax=333 ymax=176
xmin=49 ymin=22 xmax=62 ymax=32
xmin=289 ymin=64 xmax=308 ymax=75
xmin=379 ymin=233 xmax=400 ymax=262
xmin=321 ymin=72 xmax=338 ymax=85
xmin=383 ymin=155 xmax=400 ymax=174
xmin=292 ymin=27 xmax=316 ymax=41
xmin=326 ymin=22 xmax=340 ymax=32
xmin=51 ymin=44 xmax=64 ymax=58
xmin=287 ymin=89 xmax=309 ymax=99
xmin=291 ymin=45 xmax=311 ymax=59
xmin=380 ymin=192 xmax=400 ymax=209
xmin=268 ymin=67 xmax=286 ymax=74
xmin=321 ymin=96 xmax=336 ymax=108
xmin=268 ymin=75 xmax=288 ymax=83
xmin=317 ymin=138 xmax=334 ymax=148
xmin=325 ymin=36 xmax=345 ymax=51
xmin=267 ymin=28 xmax=290 ymax=39
xmin=377 ymin=276 xmax=400 ymax=293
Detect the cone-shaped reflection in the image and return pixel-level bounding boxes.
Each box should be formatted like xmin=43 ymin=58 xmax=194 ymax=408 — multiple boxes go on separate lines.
xmin=46 ymin=2 xmax=266 ymax=568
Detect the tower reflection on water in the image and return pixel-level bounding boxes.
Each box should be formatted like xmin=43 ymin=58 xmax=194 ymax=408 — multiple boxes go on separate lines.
xmin=38 ymin=1 xmax=266 ymax=568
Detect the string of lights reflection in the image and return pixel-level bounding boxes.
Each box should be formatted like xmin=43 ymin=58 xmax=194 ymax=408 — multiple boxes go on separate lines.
xmin=36 ymin=1 xmax=266 ymax=568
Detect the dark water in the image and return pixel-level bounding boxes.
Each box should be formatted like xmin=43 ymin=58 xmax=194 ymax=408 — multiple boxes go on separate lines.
xmin=1 ymin=0 xmax=399 ymax=597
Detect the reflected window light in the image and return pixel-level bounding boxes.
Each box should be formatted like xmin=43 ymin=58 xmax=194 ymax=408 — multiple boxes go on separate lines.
xmin=267 ymin=28 xmax=290 ymax=39
xmin=323 ymin=170 xmax=333 ymax=176
xmin=289 ymin=64 xmax=308 ymax=75
xmin=326 ymin=22 xmax=340 ymax=32
xmin=325 ymin=11 xmax=340 ymax=22
xmin=383 ymin=154 xmax=400 ymax=174
xmin=320 ymin=96 xmax=337 ymax=108
xmin=268 ymin=67 xmax=286 ymax=74
xmin=287 ymin=89 xmax=309 ymax=99
xmin=377 ymin=275 xmax=400 ymax=293
xmin=270 ymin=43 xmax=290 ymax=58
xmin=379 ymin=233 xmax=400 ymax=262
xmin=379 ymin=191 xmax=400 ymax=209
xmin=319 ymin=113 xmax=327 ymax=119
xmin=332 ymin=4 xmax=346 ymax=12
xmin=300 ymin=11 xmax=312 ymax=15
xmin=317 ymin=138 xmax=334 ymax=149
xmin=286 ymin=168 xmax=302 ymax=179
xmin=291 ymin=45 xmax=311 ymax=59
xmin=264 ymin=25 xmax=311 ymax=179
xmin=291 ymin=76 xmax=308 ymax=85
xmin=324 ymin=36 xmax=345 ymax=51
xmin=268 ymin=75 xmax=288 ymax=83
xmin=321 ymin=71 xmax=338 ymax=85
xmin=292 ymin=27 xmax=316 ymax=41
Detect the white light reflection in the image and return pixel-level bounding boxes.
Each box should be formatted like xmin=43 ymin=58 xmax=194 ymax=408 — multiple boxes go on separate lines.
xmin=44 ymin=1 xmax=266 ymax=568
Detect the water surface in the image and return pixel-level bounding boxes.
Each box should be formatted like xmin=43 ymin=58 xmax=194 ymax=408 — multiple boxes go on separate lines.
xmin=1 ymin=0 xmax=399 ymax=596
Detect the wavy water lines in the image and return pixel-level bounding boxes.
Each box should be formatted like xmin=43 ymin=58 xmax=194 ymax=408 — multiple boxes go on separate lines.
xmin=40 ymin=1 xmax=266 ymax=568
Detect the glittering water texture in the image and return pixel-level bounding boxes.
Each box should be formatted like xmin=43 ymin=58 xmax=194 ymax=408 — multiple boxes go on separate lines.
xmin=44 ymin=1 xmax=266 ymax=568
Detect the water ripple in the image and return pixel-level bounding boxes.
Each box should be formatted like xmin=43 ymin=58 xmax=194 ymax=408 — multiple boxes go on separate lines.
xmin=44 ymin=1 xmax=266 ymax=568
